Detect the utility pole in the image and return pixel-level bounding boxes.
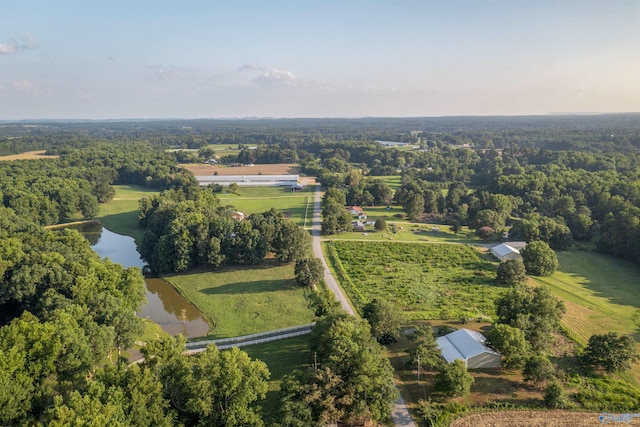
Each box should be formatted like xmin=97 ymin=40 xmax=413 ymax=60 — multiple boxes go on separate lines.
xmin=313 ymin=351 xmax=318 ymax=371
xmin=417 ymin=355 xmax=420 ymax=385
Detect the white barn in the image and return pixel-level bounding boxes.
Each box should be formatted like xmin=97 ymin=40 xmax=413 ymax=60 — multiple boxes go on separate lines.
xmin=490 ymin=242 xmax=526 ymax=261
xmin=437 ymin=328 xmax=501 ymax=369
xmin=195 ymin=174 xmax=300 ymax=187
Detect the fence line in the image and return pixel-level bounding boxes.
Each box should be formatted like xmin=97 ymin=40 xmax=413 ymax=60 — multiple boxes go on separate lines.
xmin=185 ymin=322 xmax=316 ymax=350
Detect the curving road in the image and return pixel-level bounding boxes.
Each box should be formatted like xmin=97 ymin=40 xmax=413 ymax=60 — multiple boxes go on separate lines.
xmin=311 ymin=186 xmax=417 ymax=427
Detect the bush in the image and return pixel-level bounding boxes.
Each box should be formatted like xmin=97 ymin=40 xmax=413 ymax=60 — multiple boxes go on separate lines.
xmin=435 ymin=360 xmax=474 ymax=397
xmin=544 ymin=380 xmax=570 ymax=409
xmin=496 ymin=259 xmax=527 ymax=286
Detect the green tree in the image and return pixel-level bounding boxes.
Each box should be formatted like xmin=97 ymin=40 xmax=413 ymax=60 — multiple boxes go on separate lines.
xmin=472 ymin=209 xmax=505 ymax=232
xmin=544 ymin=380 xmax=569 ymax=409
xmin=190 ymin=346 xmax=270 ymax=426
xmin=495 ymin=283 xmax=565 ymax=351
xmin=307 ymin=314 xmax=398 ymax=424
xmin=405 ymin=192 xmax=425 ymax=220
xmin=581 ymin=332 xmax=638 ymax=373
xmin=523 ymin=355 xmax=555 ymax=388
xmin=496 ymin=259 xmax=527 ymax=286
xmin=408 ymin=326 xmax=443 ymax=370
xmin=435 ymin=360 xmax=474 ymax=398
xmin=273 ymin=221 xmax=311 ymax=263
xmin=294 ymin=258 xmax=324 ymax=288
xmin=362 ymin=299 xmax=403 ymax=344
xmin=520 ymin=240 xmax=558 ymax=276
xmin=485 ymin=324 xmax=528 ymax=369
xmin=449 ymin=220 xmax=461 ymax=235
xmin=374 ymin=218 xmax=387 ymax=232
xmin=228 ymin=182 xmax=239 ymax=193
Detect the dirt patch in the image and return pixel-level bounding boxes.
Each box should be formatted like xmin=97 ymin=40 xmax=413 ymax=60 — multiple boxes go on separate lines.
xmin=181 ymin=163 xmax=301 ymax=176
xmin=451 ymin=410 xmax=621 ymax=426
xmin=0 ymin=150 xmax=59 ymax=161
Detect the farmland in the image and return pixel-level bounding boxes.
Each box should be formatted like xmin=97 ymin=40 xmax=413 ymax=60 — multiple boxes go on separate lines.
xmin=0 ymin=149 xmax=59 ymax=160
xmin=325 ymin=240 xmax=503 ymax=320
xmin=165 ymin=260 xmax=316 ymax=339
xmin=181 ymin=162 xmax=300 ymax=177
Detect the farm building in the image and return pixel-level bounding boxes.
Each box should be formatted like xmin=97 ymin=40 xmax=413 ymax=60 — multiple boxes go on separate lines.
xmin=195 ymin=174 xmax=300 ymax=187
xmin=490 ymin=242 xmax=526 ymax=261
xmin=437 ymin=329 xmax=501 ymax=369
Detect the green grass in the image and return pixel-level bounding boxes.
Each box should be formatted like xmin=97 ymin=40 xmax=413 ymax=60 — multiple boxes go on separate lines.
xmin=243 ymin=335 xmax=311 ymax=423
xmin=325 ymin=213 xmax=481 ymax=244
xmin=532 ymin=250 xmax=640 ymax=345
xmin=97 ymin=185 xmax=159 ymax=243
xmin=325 ymin=241 xmax=503 ymax=321
xmin=368 ymin=175 xmax=402 ymax=191
xmin=165 ymin=260 xmax=316 ymax=339
xmin=217 ymin=185 xmax=316 ymax=227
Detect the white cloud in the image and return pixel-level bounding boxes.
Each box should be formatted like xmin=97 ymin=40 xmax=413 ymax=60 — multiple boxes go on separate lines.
xmin=252 ymin=68 xmax=300 ymax=87
xmin=0 ymin=33 xmax=37 ymax=55
xmin=12 ymin=80 xmax=49 ymax=97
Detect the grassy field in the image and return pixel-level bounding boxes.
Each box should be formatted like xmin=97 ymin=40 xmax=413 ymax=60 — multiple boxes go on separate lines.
xmin=368 ymin=175 xmax=402 ymax=191
xmin=165 ymin=260 xmax=316 ymax=339
xmin=325 ymin=240 xmax=503 ymax=321
xmin=243 ymin=335 xmax=311 ymax=423
xmin=217 ymin=185 xmax=316 ymax=228
xmin=97 ymin=185 xmax=159 ymax=243
xmin=533 ymin=250 xmax=640 ymax=345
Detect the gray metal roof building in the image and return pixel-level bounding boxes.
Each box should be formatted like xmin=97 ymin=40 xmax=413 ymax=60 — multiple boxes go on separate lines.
xmin=437 ymin=328 xmax=501 ymax=369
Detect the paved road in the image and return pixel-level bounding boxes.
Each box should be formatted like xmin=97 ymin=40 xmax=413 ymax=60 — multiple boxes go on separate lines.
xmin=311 ymin=187 xmax=355 ymax=315
xmin=311 ymin=186 xmax=417 ymax=427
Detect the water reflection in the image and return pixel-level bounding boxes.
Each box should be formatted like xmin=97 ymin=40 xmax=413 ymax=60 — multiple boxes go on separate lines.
xmin=67 ymin=224 xmax=210 ymax=338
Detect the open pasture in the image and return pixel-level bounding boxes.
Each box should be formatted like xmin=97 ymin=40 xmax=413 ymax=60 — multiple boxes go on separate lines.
xmin=533 ymin=250 xmax=640 ymax=346
xmin=326 ymin=240 xmax=503 ymax=320
xmin=98 ymin=185 xmax=159 ymax=243
xmin=217 ymin=185 xmax=315 ymax=227
xmin=242 ymin=335 xmax=311 ymax=424
xmin=368 ymin=175 xmax=402 ymax=191
xmin=166 ymin=260 xmax=315 ymax=339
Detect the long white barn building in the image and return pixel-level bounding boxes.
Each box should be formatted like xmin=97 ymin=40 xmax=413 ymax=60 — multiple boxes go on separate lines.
xmin=195 ymin=174 xmax=300 ymax=187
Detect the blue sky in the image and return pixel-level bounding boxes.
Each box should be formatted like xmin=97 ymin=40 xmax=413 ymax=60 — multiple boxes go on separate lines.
xmin=1 ymin=1 xmax=638 ymax=119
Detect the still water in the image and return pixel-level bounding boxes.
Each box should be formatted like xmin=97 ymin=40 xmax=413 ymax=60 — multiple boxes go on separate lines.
xmin=70 ymin=222 xmax=210 ymax=338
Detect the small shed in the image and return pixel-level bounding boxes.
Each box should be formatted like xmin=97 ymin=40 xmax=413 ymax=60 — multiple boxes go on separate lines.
xmin=437 ymin=328 xmax=501 ymax=369
xmin=490 ymin=243 xmax=524 ymax=261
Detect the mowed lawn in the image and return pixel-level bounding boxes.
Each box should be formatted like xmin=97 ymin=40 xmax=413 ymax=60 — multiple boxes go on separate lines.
xmin=326 ymin=241 xmax=503 ymax=321
xmin=243 ymin=335 xmax=311 ymax=423
xmin=217 ymin=186 xmax=316 ymax=227
xmin=98 ymin=185 xmax=159 ymax=243
xmin=533 ymin=250 xmax=640 ymax=346
xmin=166 ymin=260 xmax=316 ymax=339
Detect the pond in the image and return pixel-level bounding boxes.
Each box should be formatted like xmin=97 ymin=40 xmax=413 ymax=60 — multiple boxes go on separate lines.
xmin=68 ymin=222 xmax=210 ymax=338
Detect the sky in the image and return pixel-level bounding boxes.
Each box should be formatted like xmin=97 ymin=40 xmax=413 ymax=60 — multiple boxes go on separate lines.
xmin=0 ymin=1 xmax=639 ymax=120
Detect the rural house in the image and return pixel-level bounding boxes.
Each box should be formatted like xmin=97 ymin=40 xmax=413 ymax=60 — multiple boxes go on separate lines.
xmin=437 ymin=328 xmax=501 ymax=369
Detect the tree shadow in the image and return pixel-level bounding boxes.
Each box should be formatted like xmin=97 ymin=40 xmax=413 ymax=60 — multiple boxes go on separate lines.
xmin=200 ymin=279 xmax=297 ymax=295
